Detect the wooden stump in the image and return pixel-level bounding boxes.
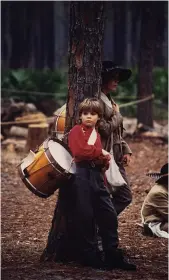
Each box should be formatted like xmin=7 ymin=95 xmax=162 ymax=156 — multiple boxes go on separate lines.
xmin=26 ymin=123 xmax=49 ymax=152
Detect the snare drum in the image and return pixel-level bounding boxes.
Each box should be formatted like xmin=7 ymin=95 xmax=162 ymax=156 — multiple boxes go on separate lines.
xmin=18 ymin=138 xmax=76 ymax=198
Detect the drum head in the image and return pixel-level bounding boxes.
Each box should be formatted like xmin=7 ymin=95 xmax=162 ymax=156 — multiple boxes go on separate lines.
xmin=48 ymin=140 xmax=76 ymax=174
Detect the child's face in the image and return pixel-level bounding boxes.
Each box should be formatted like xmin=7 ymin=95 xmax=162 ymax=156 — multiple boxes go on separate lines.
xmin=80 ymin=111 xmax=100 ymax=128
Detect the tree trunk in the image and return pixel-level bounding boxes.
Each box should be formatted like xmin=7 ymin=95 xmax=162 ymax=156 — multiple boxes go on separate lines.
xmin=133 ymin=8 xmax=141 ymax=67
xmin=162 ymin=2 xmax=168 ymax=69
xmin=137 ymin=2 xmax=158 ymax=128
xmin=103 ymin=2 xmax=114 ymax=61
xmin=53 ymin=1 xmax=66 ymax=68
xmin=65 ymin=2 xmax=105 ymax=134
xmin=125 ymin=2 xmax=132 ymax=67
xmin=40 ymin=2 xmax=105 ymax=263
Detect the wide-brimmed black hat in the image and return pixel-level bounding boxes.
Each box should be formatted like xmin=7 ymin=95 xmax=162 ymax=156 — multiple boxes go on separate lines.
xmin=146 ymin=163 xmax=168 ymax=182
xmin=101 ymin=61 xmax=132 ymax=83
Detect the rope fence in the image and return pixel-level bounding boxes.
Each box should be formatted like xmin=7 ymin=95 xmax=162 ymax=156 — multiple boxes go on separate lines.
xmin=1 ymin=94 xmax=154 ymax=126
xmin=1 ymin=88 xmax=153 ymax=100
xmin=1 ymin=88 xmax=57 ymax=96
xmin=119 ymin=94 xmax=154 ymax=108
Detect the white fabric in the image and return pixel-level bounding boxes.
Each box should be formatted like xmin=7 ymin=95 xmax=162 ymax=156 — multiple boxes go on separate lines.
xmin=141 ymin=206 xmax=169 ymax=238
xmin=88 ymin=128 xmax=126 ymax=190
xmin=105 ymin=147 xmax=126 ymax=189
xmin=100 ymin=92 xmax=112 ymax=108
xmin=100 ymin=93 xmax=126 ymax=189
xmin=87 ymin=127 xmax=97 ymax=145
xmin=148 ymin=222 xmax=169 ymax=238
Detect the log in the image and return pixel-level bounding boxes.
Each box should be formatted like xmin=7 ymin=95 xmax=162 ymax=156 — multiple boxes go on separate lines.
xmin=9 ymin=126 xmax=28 ymax=138
xmin=25 ymin=123 xmax=49 ymax=152
xmin=15 ymin=112 xmax=46 ymax=122
xmin=2 ymin=138 xmax=27 ymax=152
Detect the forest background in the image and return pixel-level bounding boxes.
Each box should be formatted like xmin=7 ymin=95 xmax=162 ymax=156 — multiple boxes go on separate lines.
xmin=1 ymin=1 xmax=168 ymax=121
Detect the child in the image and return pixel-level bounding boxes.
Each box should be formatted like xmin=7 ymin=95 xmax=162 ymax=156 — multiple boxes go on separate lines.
xmin=68 ymin=98 xmax=136 ymax=270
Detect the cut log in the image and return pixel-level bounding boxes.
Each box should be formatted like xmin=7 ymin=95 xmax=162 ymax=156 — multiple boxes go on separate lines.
xmin=9 ymin=126 xmax=28 ymax=138
xmin=2 ymin=138 xmax=27 ymax=153
xmin=15 ymin=112 xmax=47 ymax=122
xmin=26 ymin=123 xmax=49 ymax=152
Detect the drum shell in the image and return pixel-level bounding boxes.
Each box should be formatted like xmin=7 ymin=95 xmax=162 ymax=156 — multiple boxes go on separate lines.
xmin=18 ymin=139 xmax=73 ymax=198
xmin=54 ymin=108 xmax=66 ymax=134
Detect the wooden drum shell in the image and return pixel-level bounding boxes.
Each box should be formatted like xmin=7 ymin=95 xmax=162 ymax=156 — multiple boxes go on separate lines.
xmin=18 ymin=139 xmax=72 ymax=198
xmin=54 ymin=105 xmax=66 ymax=134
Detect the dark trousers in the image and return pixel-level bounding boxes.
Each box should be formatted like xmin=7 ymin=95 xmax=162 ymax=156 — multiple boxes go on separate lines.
xmin=111 ymin=164 xmax=132 ymax=215
xmin=112 ymin=145 xmax=132 ymax=216
xmin=73 ymin=163 xmax=119 ymax=256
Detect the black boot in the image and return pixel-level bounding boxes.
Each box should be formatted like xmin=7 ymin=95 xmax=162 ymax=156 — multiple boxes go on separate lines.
xmin=79 ymin=250 xmax=105 ymax=270
xmin=105 ymin=248 xmax=136 ymax=271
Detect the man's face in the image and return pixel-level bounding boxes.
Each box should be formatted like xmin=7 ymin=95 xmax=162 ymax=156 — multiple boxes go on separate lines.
xmin=107 ymin=74 xmax=119 ymax=92
xmin=80 ymin=111 xmax=99 ymax=128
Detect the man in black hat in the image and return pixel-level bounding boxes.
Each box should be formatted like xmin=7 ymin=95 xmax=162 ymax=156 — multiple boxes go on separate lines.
xmin=141 ymin=163 xmax=168 ymax=238
xmin=98 ymin=61 xmax=133 ymax=216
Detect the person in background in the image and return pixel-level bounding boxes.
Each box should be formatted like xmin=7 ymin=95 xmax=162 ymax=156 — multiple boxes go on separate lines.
xmin=141 ymin=163 xmax=168 ymax=238
xmin=98 ymin=61 xmax=133 ymax=215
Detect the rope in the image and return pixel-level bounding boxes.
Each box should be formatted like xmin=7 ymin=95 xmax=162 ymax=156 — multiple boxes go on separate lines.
xmin=0 ymin=117 xmax=54 ymax=126
xmin=1 ymin=88 xmax=154 ymax=102
xmin=1 ymin=88 xmax=63 ymax=96
xmin=0 ymin=94 xmax=154 ymax=126
xmin=119 ymin=94 xmax=154 ymax=108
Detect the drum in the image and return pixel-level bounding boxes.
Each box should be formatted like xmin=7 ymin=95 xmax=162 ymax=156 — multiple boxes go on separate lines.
xmin=54 ymin=104 xmax=66 ymax=139
xmin=18 ymin=138 xmax=76 ymax=198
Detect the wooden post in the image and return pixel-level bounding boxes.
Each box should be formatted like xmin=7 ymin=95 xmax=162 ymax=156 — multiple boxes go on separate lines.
xmin=26 ymin=123 xmax=49 ymax=152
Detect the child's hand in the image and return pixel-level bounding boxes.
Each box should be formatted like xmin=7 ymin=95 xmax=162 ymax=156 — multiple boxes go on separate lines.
xmin=102 ymin=149 xmax=109 ymax=156
xmin=106 ymin=154 xmax=111 ymax=161
xmin=102 ymin=149 xmax=111 ymax=161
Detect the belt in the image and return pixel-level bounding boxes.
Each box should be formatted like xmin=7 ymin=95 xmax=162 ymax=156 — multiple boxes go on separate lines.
xmin=76 ymin=161 xmax=102 ymax=170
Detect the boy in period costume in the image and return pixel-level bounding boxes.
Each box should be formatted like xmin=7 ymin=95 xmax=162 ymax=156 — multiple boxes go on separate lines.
xmin=68 ymin=98 xmax=136 ymax=270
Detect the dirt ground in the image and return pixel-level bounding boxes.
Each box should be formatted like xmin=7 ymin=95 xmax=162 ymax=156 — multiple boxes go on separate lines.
xmin=1 ymin=137 xmax=168 ymax=280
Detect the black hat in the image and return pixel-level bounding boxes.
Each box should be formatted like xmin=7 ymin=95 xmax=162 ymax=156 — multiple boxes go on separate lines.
xmin=101 ymin=61 xmax=132 ymax=83
xmin=146 ymin=163 xmax=168 ymax=182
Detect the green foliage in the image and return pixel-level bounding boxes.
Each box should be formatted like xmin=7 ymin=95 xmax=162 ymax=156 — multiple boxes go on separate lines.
xmin=152 ymin=67 xmax=168 ymax=103
xmin=1 ymin=68 xmax=68 ymax=103
xmin=1 ymin=67 xmax=168 ymax=120
xmin=112 ymin=67 xmax=168 ymax=120
xmin=113 ymin=67 xmax=168 ymax=103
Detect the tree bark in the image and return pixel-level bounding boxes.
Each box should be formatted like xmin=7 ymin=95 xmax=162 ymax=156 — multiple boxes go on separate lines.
xmin=40 ymin=1 xmax=105 ymax=263
xmin=103 ymin=2 xmax=114 ymax=61
xmin=65 ymin=2 xmax=105 ymax=134
xmin=125 ymin=2 xmax=132 ymax=67
xmin=137 ymin=2 xmax=159 ymax=128
xmin=53 ymin=1 xmax=66 ymax=68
